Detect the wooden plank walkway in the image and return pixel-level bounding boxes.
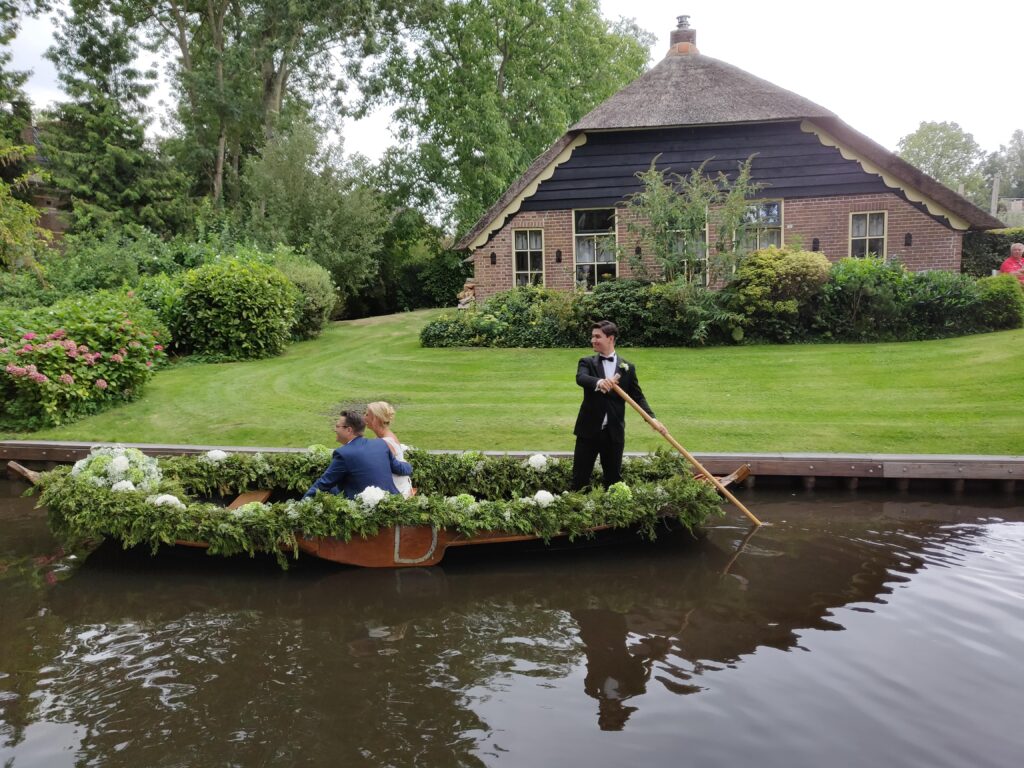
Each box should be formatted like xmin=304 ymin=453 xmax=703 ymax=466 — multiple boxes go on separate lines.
xmin=3 ymin=440 xmax=1021 ymax=493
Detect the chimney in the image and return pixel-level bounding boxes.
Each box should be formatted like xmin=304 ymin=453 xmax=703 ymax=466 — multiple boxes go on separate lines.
xmin=668 ymin=15 xmax=699 ymax=55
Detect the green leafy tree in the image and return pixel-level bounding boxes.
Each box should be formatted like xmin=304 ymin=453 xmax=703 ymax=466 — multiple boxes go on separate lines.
xmin=624 ymin=155 xmax=763 ymax=285
xmin=241 ymin=119 xmax=388 ymax=314
xmin=39 ymin=0 xmax=189 ymax=233
xmin=361 ymin=0 xmax=654 ymax=231
xmin=897 ymin=120 xmax=987 ymax=207
xmin=984 ymin=129 xmax=1024 ymax=206
xmin=0 ymin=142 xmax=50 ymax=269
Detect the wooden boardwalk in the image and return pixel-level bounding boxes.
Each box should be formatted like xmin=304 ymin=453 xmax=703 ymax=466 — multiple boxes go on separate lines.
xmin=3 ymin=440 xmax=1021 ymax=494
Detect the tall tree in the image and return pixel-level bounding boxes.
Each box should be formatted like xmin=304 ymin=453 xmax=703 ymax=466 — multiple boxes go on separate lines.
xmin=115 ymin=0 xmax=416 ymax=204
xmin=897 ymin=120 xmax=987 ymax=207
xmin=241 ymin=119 xmax=388 ymax=313
xmin=40 ymin=0 xmax=189 ymax=232
xmin=361 ymin=0 xmax=654 ymax=232
xmin=985 ymin=129 xmax=1024 ymax=201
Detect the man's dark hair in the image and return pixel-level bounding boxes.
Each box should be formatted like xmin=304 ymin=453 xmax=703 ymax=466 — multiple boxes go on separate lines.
xmin=592 ymin=320 xmax=618 ymax=339
xmin=340 ymin=410 xmax=366 ymax=434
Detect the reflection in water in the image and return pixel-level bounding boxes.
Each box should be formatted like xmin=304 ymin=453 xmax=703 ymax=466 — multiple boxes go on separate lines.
xmin=1 ymin=483 xmax=1023 ymax=767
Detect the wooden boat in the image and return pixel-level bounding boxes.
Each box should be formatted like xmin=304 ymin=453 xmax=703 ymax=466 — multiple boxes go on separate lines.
xmin=7 ymin=460 xmax=749 ymax=568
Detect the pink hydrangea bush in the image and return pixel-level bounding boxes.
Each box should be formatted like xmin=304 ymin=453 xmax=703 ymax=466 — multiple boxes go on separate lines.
xmin=0 ymin=291 xmax=168 ymax=429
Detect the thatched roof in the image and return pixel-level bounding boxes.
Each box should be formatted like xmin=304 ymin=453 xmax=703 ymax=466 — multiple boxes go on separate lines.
xmin=570 ymin=49 xmax=835 ymax=131
xmin=456 ymin=32 xmax=1002 ymax=251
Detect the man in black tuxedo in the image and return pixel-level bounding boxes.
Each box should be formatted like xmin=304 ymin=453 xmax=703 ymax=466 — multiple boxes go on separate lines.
xmin=572 ymin=320 xmax=666 ymax=490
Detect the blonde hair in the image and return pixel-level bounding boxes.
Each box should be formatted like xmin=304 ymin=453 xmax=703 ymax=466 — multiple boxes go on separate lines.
xmin=366 ymin=401 xmax=395 ymax=427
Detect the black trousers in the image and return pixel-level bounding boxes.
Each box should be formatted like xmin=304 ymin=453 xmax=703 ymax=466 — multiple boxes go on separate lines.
xmin=572 ymin=429 xmax=624 ymax=490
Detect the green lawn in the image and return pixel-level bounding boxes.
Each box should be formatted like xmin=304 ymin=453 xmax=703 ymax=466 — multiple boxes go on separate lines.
xmin=7 ymin=309 xmax=1023 ymax=455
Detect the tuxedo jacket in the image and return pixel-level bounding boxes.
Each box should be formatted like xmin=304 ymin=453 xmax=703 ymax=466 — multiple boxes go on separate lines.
xmin=573 ymin=354 xmax=654 ymax=442
xmin=303 ymin=436 xmax=413 ymax=499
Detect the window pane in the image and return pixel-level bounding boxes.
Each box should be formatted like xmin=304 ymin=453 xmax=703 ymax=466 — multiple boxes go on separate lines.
xmin=596 ymin=235 xmax=616 ymax=263
xmin=762 ymin=202 xmax=781 ymax=224
xmin=575 ymin=209 xmax=615 ymax=234
xmin=852 ymin=239 xmax=867 ymax=257
xmin=530 ymin=273 xmax=543 ymax=286
xmin=868 ymin=213 xmax=885 ymax=237
xmin=530 ymin=253 xmax=542 ymax=271
xmin=763 ymin=228 xmax=782 ymax=248
xmin=576 ymin=236 xmax=595 ymax=263
xmin=529 ymin=231 xmax=542 ymax=250
xmin=577 ymin=264 xmax=594 ymax=289
xmin=515 ymin=253 xmax=528 ymax=271
xmin=596 ymin=264 xmax=617 ymax=282
xmin=852 ymin=214 xmax=867 ymax=237
xmin=515 ymin=274 xmax=529 ymax=286
xmin=868 ymin=238 xmax=884 ymax=255
xmin=514 ymin=231 xmax=528 ymax=250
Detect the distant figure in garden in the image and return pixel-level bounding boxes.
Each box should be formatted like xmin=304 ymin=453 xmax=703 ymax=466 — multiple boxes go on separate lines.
xmin=303 ymin=410 xmax=412 ymax=500
xmin=572 ymin=320 xmax=666 ymax=490
xmin=999 ymin=242 xmax=1024 ymax=285
xmin=365 ymin=401 xmax=414 ymax=498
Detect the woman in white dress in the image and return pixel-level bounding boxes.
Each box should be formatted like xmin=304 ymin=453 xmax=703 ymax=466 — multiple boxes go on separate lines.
xmin=364 ymin=401 xmax=413 ymax=497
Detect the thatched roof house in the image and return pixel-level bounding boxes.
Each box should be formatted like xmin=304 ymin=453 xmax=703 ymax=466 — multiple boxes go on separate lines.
xmin=458 ymin=18 xmax=1002 ymax=299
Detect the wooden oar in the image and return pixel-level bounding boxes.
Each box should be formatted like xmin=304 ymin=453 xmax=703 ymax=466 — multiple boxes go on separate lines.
xmin=610 ymin=383 xmax=763 ymax=526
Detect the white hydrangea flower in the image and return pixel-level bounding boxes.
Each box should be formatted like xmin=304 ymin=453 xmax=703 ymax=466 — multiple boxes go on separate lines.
xmin=111 ymin=480 xmax=136 ymax=492
xmin=356 ymin=486 xmax=388 ymax=508
xmin=109 ymin=455 xmax=131 ymax=475
xmin=203 ymin=449 xmax=229 ymax=462
xmin=71 ymin=459 xmax=86 ymax=475
xmin=151 ymin=494 xmax=186 ymax=509
xmin=533 ymin=490 xmax=555 ymax=508
xmin=527 ymin=453 xmax=548 ymax=471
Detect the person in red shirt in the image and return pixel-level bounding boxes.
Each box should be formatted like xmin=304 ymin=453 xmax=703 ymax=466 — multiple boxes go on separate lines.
xmin=999 ymin=242 xmax=1024 ymax=285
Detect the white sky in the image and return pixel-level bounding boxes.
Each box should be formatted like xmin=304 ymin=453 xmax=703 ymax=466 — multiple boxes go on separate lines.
xmin=10 ymin=0 xmax=1023 ymax=159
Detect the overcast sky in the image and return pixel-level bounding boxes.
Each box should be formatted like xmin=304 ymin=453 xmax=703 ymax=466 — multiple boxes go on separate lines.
xmin=10 ymin=0 xmax=1023 ymax=160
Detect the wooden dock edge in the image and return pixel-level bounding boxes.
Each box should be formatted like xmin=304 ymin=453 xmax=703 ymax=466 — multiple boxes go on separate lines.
xmin=3 ymin=440 xmax=1021 ymax=493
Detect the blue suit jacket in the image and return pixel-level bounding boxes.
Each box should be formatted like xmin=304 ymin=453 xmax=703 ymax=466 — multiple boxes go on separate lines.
xmin=303 ymin=436 xmax=413 ymax=500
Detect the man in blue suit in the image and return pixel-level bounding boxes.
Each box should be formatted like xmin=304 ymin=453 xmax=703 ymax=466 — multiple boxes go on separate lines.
xmin=303 ymin=410 xmax=413 ymax=499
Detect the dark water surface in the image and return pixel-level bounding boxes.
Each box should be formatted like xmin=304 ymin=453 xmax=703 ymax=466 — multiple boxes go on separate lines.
xmin=2 ymin=479 xmax=1022 ymax=768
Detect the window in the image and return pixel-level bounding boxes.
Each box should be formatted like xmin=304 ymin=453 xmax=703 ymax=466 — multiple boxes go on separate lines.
xmin=850 ymin=212 xmax=886 ymax=257
xmin=669 ymin=229 xmax=709 ymax=285
xmin=574 ymin=209 xmax=617 ymax=289
xmin=513 ymin=229 xmax=544 ymax=286
xmin=742 ymin=200 xmax=783 ymax=251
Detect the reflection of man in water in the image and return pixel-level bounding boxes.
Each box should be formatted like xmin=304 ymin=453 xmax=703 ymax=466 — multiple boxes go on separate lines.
xmin=573 ymin=608 xmax=671 ymax=731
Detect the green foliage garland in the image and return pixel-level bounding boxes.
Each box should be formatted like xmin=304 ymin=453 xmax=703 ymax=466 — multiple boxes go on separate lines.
xmin=36 ymin=448 xmax=724 ymax=568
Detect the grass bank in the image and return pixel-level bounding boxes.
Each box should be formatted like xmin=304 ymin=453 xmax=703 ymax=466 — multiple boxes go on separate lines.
xmin=9 ymin=310 xmax=1023 ymax=455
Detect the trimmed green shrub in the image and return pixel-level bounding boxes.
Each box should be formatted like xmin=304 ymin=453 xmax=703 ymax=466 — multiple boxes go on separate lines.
xmin=173 ymin=259 xmax=299 ymax=360
xmin=902 ymin=270 xmax=982 ymax=339
xmin=576 ymin=279 xmax=739 ymax=346
xmin=273 ymin=252 xmax=337 ymax=340
xmin=0 ymin=291 xmax=167 ymax=429
xmin=961 ymin=227 xmax=1024 ymax=277
xmin=724 ymin=247 xmax=831 ymax=342
xmin=975 ymin=274 xmax=1024 ymax=330
xmin=817 ymin=257 xmax=911 ymax=341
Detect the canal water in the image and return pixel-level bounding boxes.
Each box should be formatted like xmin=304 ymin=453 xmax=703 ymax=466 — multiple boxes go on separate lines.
xmin=1 ymin=478 xmax=1022 ymax=768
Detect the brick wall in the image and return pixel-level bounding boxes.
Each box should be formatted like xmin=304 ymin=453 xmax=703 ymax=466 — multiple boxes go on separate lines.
xmin=783 ymin=193 xmax=962 ymax=271
xmin=469 ymin=191 xmax=963 ymax=299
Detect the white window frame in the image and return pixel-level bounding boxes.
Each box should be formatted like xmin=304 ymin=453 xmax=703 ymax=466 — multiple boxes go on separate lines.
xmin=512 ymin=228 xmax=545 ymax=287
xmin=573 ymin=208 xmax=618 ymax=290
xmin=742 ymin=199 xmax=784 ymax=251
xmin=849 ymin=211 xmax=887 ymax=258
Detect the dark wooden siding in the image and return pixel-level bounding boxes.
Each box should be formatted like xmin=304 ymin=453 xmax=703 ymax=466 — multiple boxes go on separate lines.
xmin=519 ymin=121 xmax=891 ymax=211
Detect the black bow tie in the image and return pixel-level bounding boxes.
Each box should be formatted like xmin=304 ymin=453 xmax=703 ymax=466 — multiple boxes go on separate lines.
xmin=599 ymin=355 xmax=614 ymax=362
